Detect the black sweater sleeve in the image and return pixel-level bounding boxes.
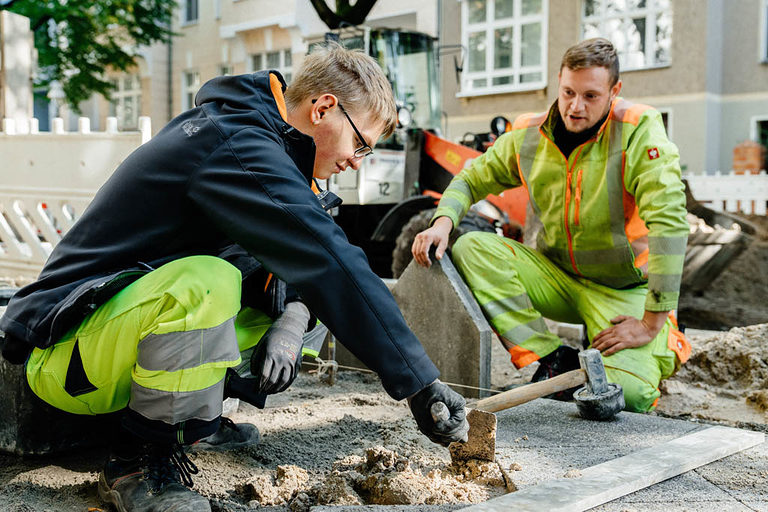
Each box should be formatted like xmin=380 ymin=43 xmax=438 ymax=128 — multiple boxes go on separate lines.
xmin=186 ymin=127 xmax=439 ymax=400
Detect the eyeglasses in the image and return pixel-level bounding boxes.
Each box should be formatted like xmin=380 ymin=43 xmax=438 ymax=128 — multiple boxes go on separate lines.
xmin=311 ymin=99 xmax=374 ymax=158
xmin=338 ymin=103 xmax=374 ymax=158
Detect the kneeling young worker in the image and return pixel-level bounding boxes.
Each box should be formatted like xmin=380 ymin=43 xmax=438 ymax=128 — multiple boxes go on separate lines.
xmin=412 ymin=38 xmax=690 ymax=413
xmin=0 ymin=44 xmax=468 ymax=511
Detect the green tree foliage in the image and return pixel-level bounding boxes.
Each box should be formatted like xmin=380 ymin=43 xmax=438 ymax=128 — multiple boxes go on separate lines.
xmin=3 ymin=0 xmax=175 ymax=110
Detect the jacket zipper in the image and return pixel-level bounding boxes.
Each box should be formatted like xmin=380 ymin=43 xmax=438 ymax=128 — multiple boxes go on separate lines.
xmin=565 ymin=148 xmax=584 ymax=275
xmin=539 ymin=127 xmax=592 ymax=277
xmin=539 ymin=131 xmax=592 ymax=277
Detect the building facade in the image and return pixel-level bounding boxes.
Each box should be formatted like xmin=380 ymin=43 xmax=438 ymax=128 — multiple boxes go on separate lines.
xmin=73 ymin=0 xmax=768 ymax=174
xmin=440 ymin=0 xmax=768 ymax=174
xmin=91 ymin=0 xmax=439 ymax=134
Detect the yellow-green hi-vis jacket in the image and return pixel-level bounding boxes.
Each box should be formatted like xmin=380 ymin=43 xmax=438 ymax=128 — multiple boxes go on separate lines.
xmin=434 ymin=98 xmax=689 ymax=312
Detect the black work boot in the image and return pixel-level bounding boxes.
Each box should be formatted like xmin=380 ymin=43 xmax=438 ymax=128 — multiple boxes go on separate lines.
xmin=191 ymin=416 xmax=260 ymax=452
xmin=98 ymin=442 xmax=210 ymax=512
xmin=530 ymin=345 xmax=582 ymax=401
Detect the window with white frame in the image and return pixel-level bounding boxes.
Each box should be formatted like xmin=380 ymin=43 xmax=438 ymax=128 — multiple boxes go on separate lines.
xmin=251 ymin=49 xmax=293 ymax=83
xmin=108 ymin=74 xmax=141 ymax=130
xmin=182 ymin=71 xmax=201 ymax=111
xmin=582 ymin=0 xmax=672 ymax=71
xmin=184 ymin=0 xmax=199 ymax=24
xmin=220 ymin=65 xmax=234 ymax=76
xmin=460 ymin=0 xmax=548 ymax=95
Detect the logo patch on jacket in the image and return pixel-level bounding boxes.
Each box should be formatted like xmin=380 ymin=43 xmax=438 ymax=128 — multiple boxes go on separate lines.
xmin=182 ymin=121 xmax=201 ymax=137
xmin=647 ymin=147 xmax=660 ymax=160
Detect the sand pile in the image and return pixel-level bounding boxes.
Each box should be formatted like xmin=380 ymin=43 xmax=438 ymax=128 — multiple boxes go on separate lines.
xmin=677 ymin=324 xmax=768 ymax=393
xmin=679 ymin=241 xmax=768 ymax=329
xmin=234 ymin=446 xmax=513 ymax=510
xmin=657 ymin=324 xmax=768 ymax=426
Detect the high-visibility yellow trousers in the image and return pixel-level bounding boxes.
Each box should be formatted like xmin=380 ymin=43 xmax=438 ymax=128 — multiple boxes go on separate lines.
xmin=24 ymin=255 xmax=315 ymax=443
xmin=452 ymin=232 xmax=690 ymax=412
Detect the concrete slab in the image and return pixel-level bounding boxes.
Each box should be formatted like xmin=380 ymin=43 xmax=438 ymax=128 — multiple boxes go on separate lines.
xmin=463 ymin=425 xmax=763 ymax=511
xmin=473 ymin=399 xmax=768 ymax=511
xmin=334 ymin=256 xmax=493 ymax=398
xmin=390 ymin=256 xmax=493 ymax=399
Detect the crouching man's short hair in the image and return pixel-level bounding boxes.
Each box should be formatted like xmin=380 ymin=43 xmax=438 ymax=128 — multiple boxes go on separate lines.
xmin=285 ymin=42 xmax=397 ymax=139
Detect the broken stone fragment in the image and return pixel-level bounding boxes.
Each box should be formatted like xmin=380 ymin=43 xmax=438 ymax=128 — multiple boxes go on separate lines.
xmin=448 ymin=409 xmax=497 ymax=463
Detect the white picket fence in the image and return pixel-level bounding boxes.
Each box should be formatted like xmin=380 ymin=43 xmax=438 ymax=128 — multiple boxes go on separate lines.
xmin=0 ymin=116 xmax=151 ymax=280
xmin=684 ymin=170 xmax=768 ymax=216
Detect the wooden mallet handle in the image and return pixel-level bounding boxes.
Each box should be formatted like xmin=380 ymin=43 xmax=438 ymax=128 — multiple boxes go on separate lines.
xmin=475 ymin=369 xmax=587 ymax=413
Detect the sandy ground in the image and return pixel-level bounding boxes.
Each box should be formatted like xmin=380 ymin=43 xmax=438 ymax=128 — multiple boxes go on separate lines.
xmin=655 ymin=324 xmax=768 ymax=432
xmin=2 ymin=321 xmax=767 ymax=511
xmin=0 ymin=370 xmax=515 ymax=512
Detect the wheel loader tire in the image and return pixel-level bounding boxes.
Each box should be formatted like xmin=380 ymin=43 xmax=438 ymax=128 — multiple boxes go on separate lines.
xmin=391 ymin=208 xmax=497 ymax=278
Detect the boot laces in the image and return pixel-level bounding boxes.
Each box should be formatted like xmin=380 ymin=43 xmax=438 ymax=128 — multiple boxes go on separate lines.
xmin=145 ymin=443 xmax=199 ymax=489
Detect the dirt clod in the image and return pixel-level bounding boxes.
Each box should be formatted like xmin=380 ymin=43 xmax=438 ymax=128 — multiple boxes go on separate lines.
xmin=746 ymin=390 xmax=768 ymax=413
xmin=237 ymin=464 xmax=308 ymax=505
xmin=564 ymin=469 xmax=583 ymax=478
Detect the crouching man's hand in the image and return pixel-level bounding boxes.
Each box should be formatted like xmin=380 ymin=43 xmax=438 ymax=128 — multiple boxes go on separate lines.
xmin=250 ymin=301 xmax=310 ymax=394
xmin=408 ymin=380 xmax=469 ymax=446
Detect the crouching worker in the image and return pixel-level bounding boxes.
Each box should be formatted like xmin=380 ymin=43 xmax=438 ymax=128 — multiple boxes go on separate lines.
xmin=0 ymin=43 xmax=468 ymax=512
xmin=412 ymin=38 xmax=691 ymax=413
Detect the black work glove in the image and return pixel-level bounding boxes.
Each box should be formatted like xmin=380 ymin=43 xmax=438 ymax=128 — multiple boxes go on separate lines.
xmin=408 ymin=379 xmax=469 ymax=446
xmin=0 ymin=334 xmax=32 ymax=365
xmin=224 ymin=368 xmax=268 ymax=409
xmin=250 ymin=301 xmax=310 ymax=394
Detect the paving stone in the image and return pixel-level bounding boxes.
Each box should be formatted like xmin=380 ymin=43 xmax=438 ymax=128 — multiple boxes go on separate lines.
xmin=390 ymin=255 xmax=493 ymax=398
xmin=0 ymin=357 xmax=116 ymax=455
xmin=449 ymin=408 xmax=497 ymax=463
xmin=0 ymin=305 xmax=114 ymax=456
xmin=332 ymin=255 xmax=493 ymax=398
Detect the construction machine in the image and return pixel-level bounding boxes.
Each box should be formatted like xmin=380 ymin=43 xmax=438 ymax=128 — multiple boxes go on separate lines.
xmin=312 ymin=25 xmax=758 ymax=292
xmin=311 ymin=26 xmax=527 ymax=277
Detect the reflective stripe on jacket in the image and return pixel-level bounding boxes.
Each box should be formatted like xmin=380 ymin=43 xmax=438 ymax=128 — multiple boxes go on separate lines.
xmin=434 ymin=98 xmax=688 ymax=311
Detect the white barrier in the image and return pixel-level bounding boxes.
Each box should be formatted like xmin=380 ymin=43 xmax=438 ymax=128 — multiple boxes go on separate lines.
xmin=0 ymin=117 xmax=150 ymax=279
xmin=683 ymin=171 xmax=768 ymax=216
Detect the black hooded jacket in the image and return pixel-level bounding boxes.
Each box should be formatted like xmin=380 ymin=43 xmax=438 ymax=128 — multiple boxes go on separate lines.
xmin=0 ymin=71 xmax=439 ymax=400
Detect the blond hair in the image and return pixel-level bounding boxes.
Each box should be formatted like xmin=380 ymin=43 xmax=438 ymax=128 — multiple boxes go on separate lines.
xmin=285 ymin=42 xmax=397 ymax=139
xmin=561 ymin=38 xmax=620 ymax=86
